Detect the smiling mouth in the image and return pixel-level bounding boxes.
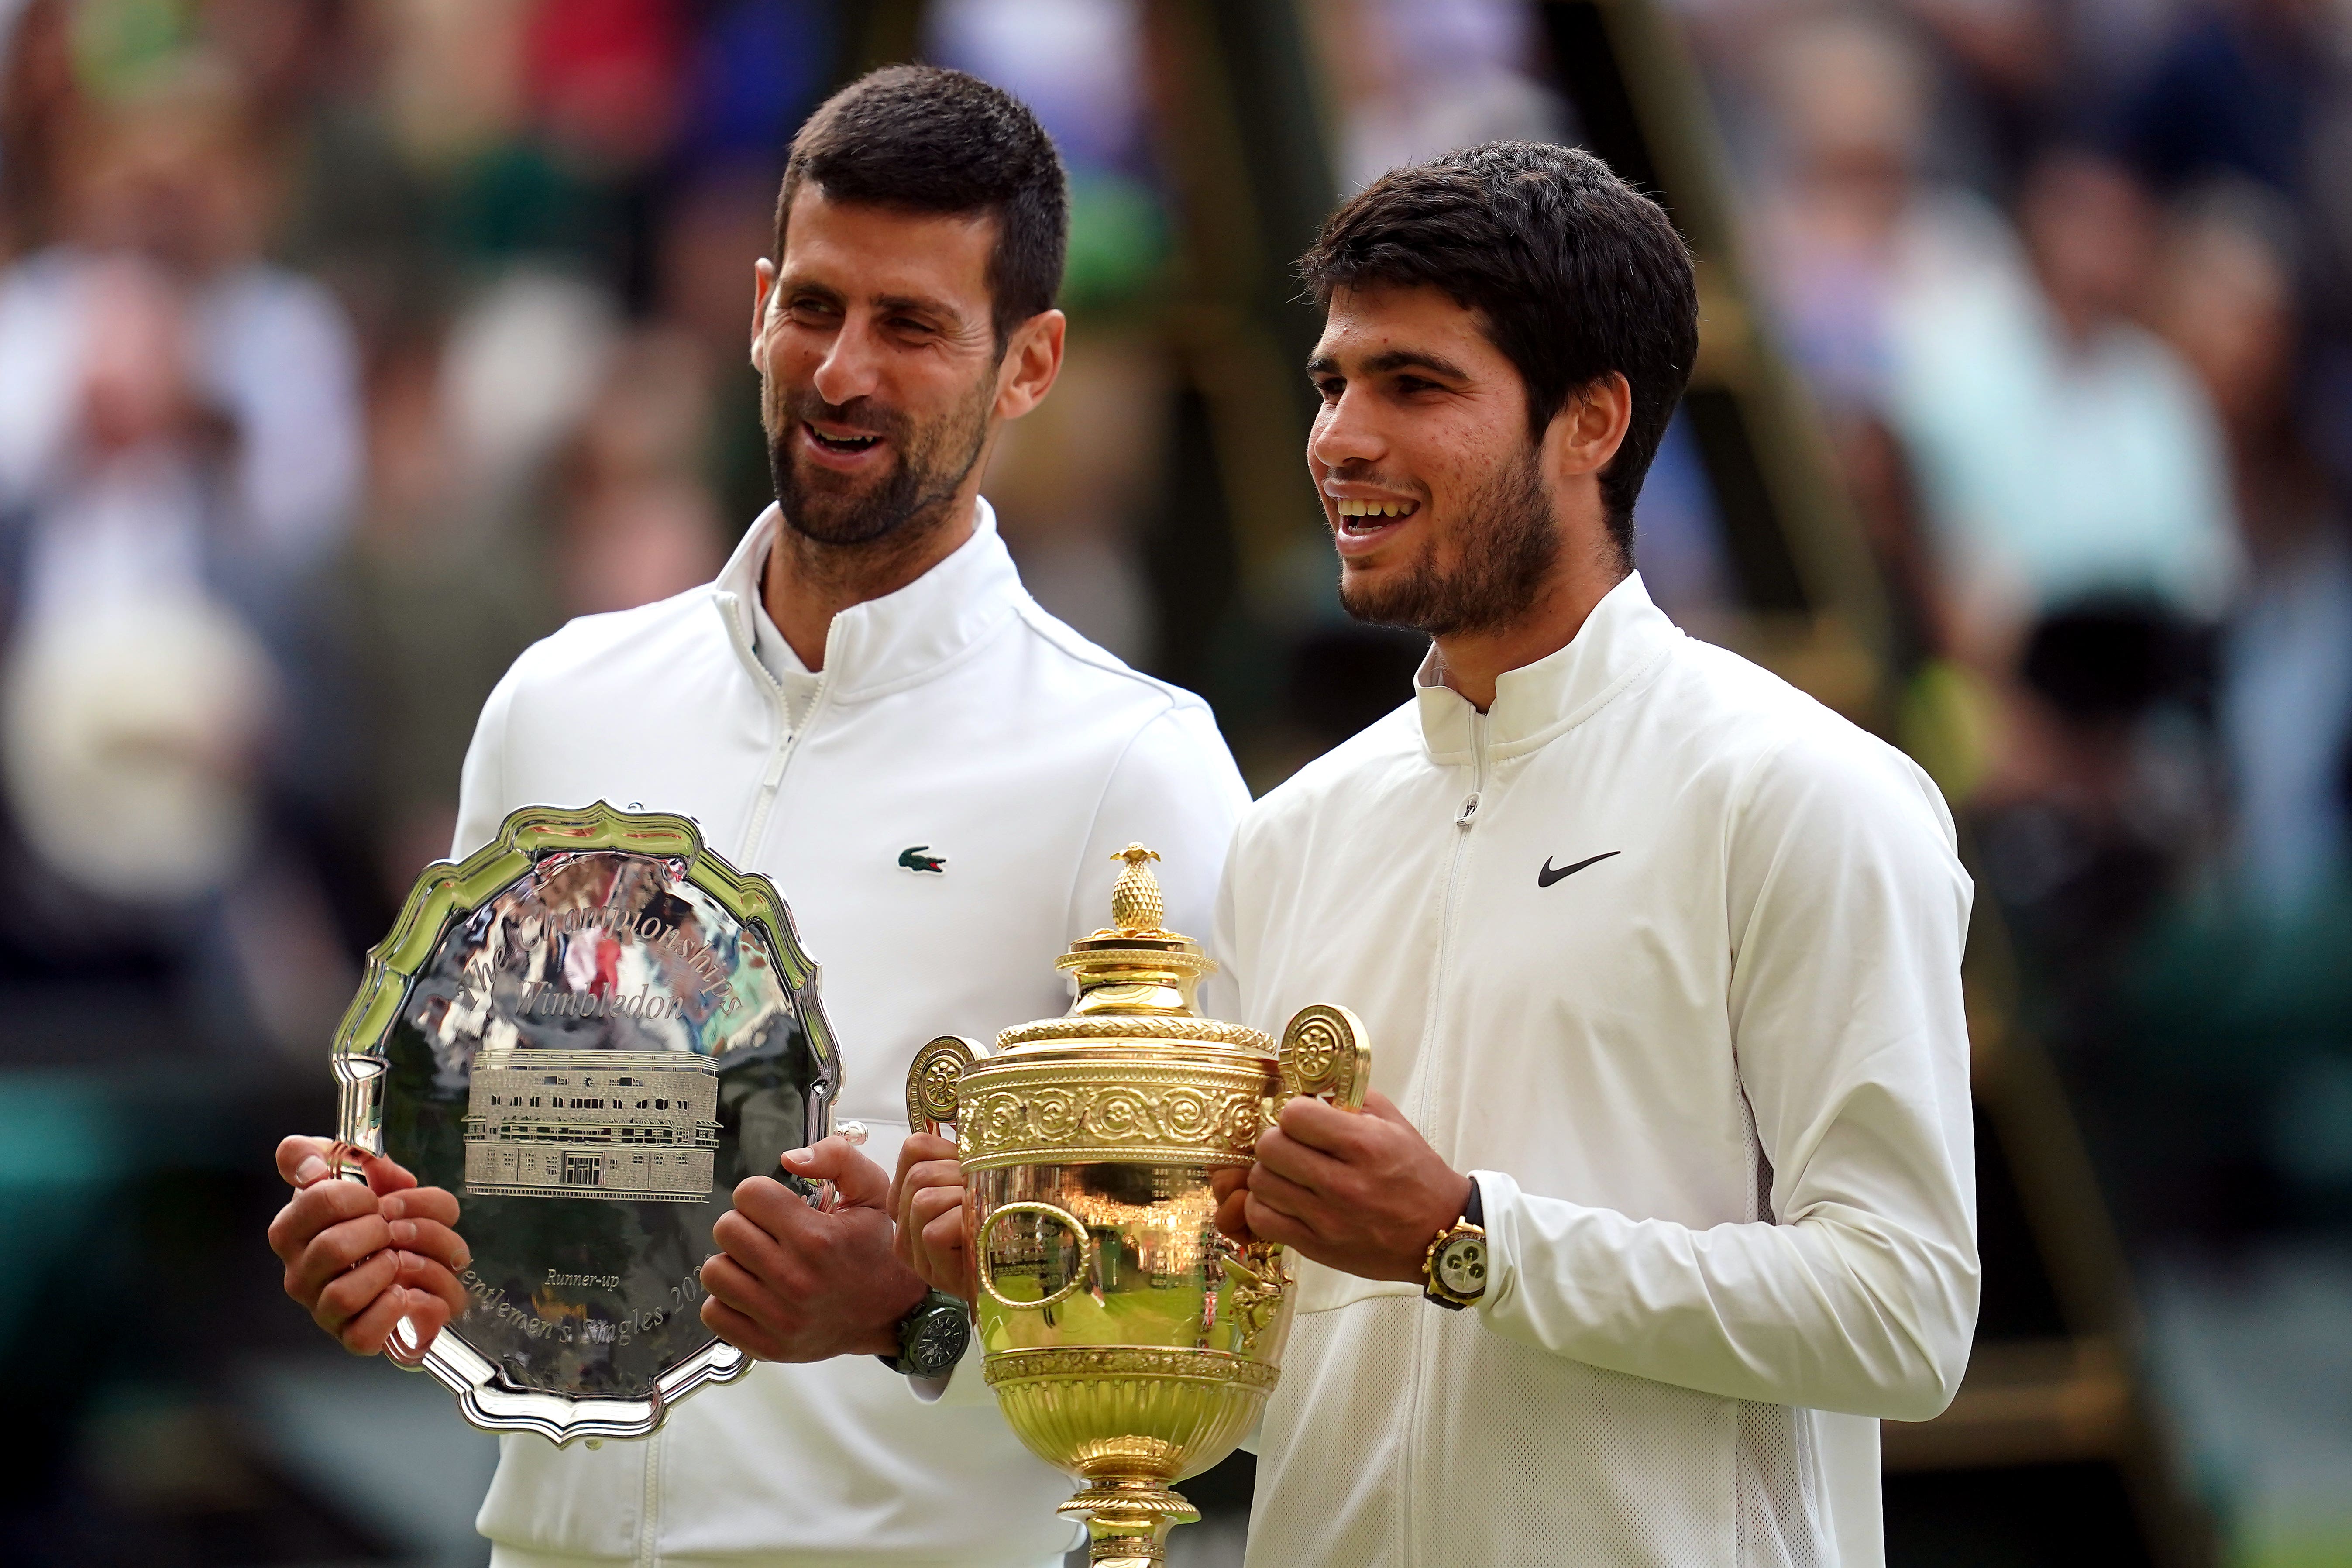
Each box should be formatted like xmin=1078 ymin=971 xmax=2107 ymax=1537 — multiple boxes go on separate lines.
xmin=805 ymin=422 xmax=882 ymax=455
xmin=1334 ymin=496 xmax=1420 ymax=535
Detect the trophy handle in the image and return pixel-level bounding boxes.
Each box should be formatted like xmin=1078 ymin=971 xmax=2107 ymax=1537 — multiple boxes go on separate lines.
xmin=905 ymin=1035 xmax=983 ymax=1137
xmin=975 ymin=1201 xmax=1096 ymax=1311
xmin=1276 ymin=1003 xmax=1370 ymax=1112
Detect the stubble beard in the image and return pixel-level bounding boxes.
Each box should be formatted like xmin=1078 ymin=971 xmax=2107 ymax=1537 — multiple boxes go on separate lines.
xmin=766 ymin=374 xmax=994 ymax=556
xmin=1335 ymin=443 xmax=1561 ymax=638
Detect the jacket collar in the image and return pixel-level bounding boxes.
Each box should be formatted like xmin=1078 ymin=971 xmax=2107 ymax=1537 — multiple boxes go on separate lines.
xmin=1413 ymin=571 xmax=1682 ymax=763
xmin=712 ymin=498 xmax=1027 ymax=702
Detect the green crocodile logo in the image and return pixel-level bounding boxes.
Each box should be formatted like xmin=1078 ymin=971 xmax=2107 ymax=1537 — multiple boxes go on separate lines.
xmin=898 ymin=846 xmax=947 ymax=874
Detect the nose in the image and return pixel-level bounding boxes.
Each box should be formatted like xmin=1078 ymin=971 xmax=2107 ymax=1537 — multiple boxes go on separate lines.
xmin=811 ymin=312 xmax=882 ymax=408
xmin=1308 ymin=384 xmax=1383 ymax=475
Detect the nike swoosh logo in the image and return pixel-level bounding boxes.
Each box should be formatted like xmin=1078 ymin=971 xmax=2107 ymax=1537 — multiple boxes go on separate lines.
xmin=1537 ymin=851 xmax=1620 ymax=888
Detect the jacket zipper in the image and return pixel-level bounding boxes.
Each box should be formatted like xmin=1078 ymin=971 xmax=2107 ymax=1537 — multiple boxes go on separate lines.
xmin=1403 ymin=709 xmax=1487 ymax=1563
xmin=1425 ymin=709 xmax=1485 ymax=1117
xmin=636 ymin=1429 xmax=663 ymax=1568
xmin=723 ymin=592 xmax=827 ymax=860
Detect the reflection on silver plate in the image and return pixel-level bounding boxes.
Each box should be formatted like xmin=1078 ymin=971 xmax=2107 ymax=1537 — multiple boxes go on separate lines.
xmin=331 ymin=802 xmax=839 ymax=1443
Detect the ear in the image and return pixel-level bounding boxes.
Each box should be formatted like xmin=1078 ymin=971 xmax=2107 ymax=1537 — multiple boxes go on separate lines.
xmin=1545 ymin=371 xmax=1634 ymax=484
xmin=992 ymin=308 xmax=1066 ymax=422
xmin=750 ymin=258 xmax=778 ymax=371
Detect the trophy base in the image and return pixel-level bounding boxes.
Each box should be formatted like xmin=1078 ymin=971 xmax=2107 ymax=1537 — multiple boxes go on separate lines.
xmin=1058 ymin=1480 xmax=1200 ymax=1567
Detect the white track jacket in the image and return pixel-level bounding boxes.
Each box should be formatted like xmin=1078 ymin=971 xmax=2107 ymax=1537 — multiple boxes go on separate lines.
xmin=1214 ymin=573 xmax=1977 ymax=1568
xmin=453 ymin=503 xmax=1250 ymax=1568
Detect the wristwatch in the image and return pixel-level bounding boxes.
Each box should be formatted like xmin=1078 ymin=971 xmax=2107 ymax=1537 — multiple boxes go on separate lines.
xmin=1420 ymin=1177 xmax=1488 ymax=1311
xmin=881 ymin=1288 xmax=972 ymax=1378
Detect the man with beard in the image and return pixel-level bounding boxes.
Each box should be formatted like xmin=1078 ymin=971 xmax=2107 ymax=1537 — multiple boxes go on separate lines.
xmin=265 ymin=67 xmax=1246 ymax=1568
xmin=897 ymin=142 xmax=1977 ymax=1565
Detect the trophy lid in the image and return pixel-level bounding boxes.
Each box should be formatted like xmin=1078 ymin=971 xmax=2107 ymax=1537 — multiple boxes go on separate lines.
xmin=995 ymin=845 xmax=1271 ymax=1055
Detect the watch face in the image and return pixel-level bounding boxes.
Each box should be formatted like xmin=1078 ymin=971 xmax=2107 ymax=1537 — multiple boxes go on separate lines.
xmin=906 ymin=1305 xmax=971 ymax=1376
xmin=1434 ymin=1234 xmax=1488 ymax=1299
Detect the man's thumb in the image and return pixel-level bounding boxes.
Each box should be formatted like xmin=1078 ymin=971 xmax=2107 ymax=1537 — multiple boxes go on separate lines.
xmin=780 ymin=1136 xmax=890 ymax=1209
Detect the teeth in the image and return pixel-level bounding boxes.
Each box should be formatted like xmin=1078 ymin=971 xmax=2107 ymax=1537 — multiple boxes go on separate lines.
xmin=1334 ymin=498 xmax=1413 ymax=518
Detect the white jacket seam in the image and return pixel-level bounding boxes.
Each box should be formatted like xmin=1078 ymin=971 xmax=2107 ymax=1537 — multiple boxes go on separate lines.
xmin=823 ymin=600 xmax=1023 ymax=702
xmin=1008 ymin=598 xmax=1221 ymax=715
xmin=1722 ymin=729 xmax=1802 ymax=971
xmin=1065 ymin=695 xmax=1184 ymax=928
xmin=1484 ymin=637 xmax=1678 ymax=762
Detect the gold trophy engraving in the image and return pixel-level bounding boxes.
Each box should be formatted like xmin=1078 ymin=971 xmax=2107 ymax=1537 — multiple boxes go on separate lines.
xmin=908 ymin=845 xmax=1367 ymax=1566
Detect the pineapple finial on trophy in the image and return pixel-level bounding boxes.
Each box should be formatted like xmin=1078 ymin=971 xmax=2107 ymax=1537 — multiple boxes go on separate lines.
xmin=1108 ymin=843 xmax=1165 ymax=935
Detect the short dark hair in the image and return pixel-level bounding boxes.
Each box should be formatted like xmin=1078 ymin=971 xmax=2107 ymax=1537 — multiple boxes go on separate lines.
xmin=775 ymin=65 xmax=1068 ymax=347
xmin=1300 ymin=143 xmax=1698 ymax=561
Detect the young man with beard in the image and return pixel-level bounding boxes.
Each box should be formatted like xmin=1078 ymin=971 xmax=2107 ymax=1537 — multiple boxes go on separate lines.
xmin=265 ymin=68 xmax=1246 ymax=1568
xmin=899 ymin=142 xmax=1977 ymax=1565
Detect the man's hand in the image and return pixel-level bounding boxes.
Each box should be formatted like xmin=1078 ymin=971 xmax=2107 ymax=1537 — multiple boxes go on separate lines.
xmin=701 ymin=1135 xmax=929 ymax=1361
xmin=267 ymin=1135 xmax=470 ymax=1355
xmin=888 ymin=1131 xmax=973 ymax=1303
xmin=1210 ymin=1091 xmax=1474 ymax=1283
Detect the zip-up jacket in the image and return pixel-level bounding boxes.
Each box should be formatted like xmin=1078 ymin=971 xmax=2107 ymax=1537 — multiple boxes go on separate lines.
xmin=1213 ymin=573 xmax=1977 ymax=1567
xmin=453 ymin=502 xmax=1251 ymax=1568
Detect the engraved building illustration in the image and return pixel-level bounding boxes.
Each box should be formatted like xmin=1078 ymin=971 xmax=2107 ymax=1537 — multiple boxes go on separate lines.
xmin=464 ymin=1048 xmax=720 ymax=1201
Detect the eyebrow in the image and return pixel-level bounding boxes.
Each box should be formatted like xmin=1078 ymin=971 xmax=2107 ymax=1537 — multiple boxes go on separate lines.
xmin=779 ymin=276 xmax=963 ymax=323
xmin=871 ymin=291 xmax=959 ymax=321
xmin=1305 ymin=347 xmax=1475 ymax=381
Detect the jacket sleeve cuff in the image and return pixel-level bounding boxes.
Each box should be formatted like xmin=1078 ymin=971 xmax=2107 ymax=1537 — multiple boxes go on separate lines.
xmin=1466 ymin=1167 xmax=1521 ymax=1320
xmin=902 ymin=1308 xmax=990 ymax=1408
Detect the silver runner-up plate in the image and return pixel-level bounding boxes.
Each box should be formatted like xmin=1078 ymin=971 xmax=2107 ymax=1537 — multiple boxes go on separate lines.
xmin=330 ymin=802 xmax=839 ymax=1443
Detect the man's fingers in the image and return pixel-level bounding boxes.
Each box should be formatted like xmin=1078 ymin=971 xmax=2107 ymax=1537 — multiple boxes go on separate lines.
xmin=700 ymin=1296 xmax=777 ymax=1360
xmin=364 ymin=1154 xmax=422 ymax=1197
xmin=778 ymin=1136 xmax=891 ymax=1210
xmin=396 ymin=1290 xmax=452 ymax=1357
xmin=898 ymin=1158 xmax=965 ymax=1196
xmin=919 ymin=1206 xmax=967 ymax=1255
xmin=379 ymin=1185 xmax=459 ymax=1227
xmin=275 ymin=1135 xmax=425 ymax=1197
xmin=712 ymin=1207 xmax=798 ymax=1287
xmin=727 ymin=1175 xmax=824 ymax=1247
xmin=894 ymin=1159 xmax=964 ymax=1225
xmin=267 ymin=1179 xmax=381 ymax=1267
xmin=332 ymin=1282 xmax=416 ymax=1355
xmin=290 ymin=1214 xmax=395 ymax=1303
xmin=1213 ymin=1186 xmax=1255 ymax=1243
xmin=1241 ymin=1193 xmax=1310 ymax=1251
xmin=395 ymin=1252 xmax=469 ymax=1320
xmin=313 ymin=1248 xmax=400 ymax=1336
xmin=384 ymin=1217 xmax=471 ymax=1275
xmin=276 ymin=1135 xmax=338 ymax=1187
xmin=1275 ymin=1094 xmax=1379 ymax=1157
xmin=907 ymin=1185 xmax=964 ymax=1233
xmin=917 ymin=1213 xmax=972 ymax=1301
xmin=1243 ymin=1163 xmax=1324 ymax=1229
xmin=1253 ymin=1124 xmax=1349 ymax=1193
xmin=891 ymin=1133 xmax=959 ymax=1213
xmin=913 ymin=1204 xmax=972 ymax=1302
xmin=701 ymin=1251 xmax=786 ymax=1327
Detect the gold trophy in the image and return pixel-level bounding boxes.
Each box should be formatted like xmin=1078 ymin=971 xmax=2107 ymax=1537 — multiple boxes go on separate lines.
xmin=905 ymin=846 xmax=1366 ymax=1566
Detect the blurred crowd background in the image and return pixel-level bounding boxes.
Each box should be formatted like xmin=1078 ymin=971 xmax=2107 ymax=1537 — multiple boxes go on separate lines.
xmin=1 ymin=0 xmax=2348 ymax=1564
